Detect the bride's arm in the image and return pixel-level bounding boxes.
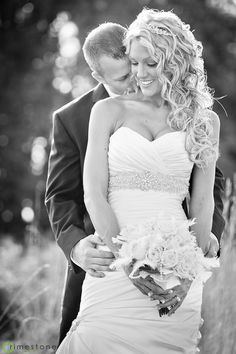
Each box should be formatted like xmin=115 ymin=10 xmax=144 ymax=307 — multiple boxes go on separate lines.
xmin=189 ymin=111 xmax=220 ymax=254
xmin=83 ymin=100 xmax=120 ymax=255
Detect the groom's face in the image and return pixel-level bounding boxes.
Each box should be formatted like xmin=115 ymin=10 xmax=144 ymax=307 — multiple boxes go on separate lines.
xmin=98 ymin=55 xmax=131 ymax=95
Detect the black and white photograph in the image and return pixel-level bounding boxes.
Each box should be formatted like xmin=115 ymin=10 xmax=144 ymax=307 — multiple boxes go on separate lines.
xmin=0 ymin=0 xmax=236 ymax=353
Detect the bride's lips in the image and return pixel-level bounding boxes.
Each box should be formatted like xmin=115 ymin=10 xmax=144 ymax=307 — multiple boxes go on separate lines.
xmin=139 ymin=79 xmax=154 ymax=87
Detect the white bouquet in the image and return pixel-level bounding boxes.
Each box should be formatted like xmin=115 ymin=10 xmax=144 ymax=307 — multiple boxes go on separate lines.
xmin=111 ymin=217 xmax=214 ymax=290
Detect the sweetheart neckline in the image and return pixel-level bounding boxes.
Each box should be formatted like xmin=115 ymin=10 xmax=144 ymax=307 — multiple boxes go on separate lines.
xmin=111 ymin=126 xmax=185 ymax=143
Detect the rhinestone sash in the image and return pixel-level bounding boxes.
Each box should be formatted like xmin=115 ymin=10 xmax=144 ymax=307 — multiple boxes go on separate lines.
xmin=109 ymin=170 xmax=189 ymax=195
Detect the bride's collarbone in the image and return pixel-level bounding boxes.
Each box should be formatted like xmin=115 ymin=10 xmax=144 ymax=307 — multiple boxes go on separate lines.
xmin=115 ymin=101 xmax=172 ymax=140
xmin=120 ymin=115 xmax=171 ymax=140
xmin=116 ymin=120 xmax=174 ymax=142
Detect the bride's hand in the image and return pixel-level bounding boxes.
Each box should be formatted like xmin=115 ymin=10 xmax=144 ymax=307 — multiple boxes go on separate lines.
xmin=123 ymin=264 xmax=172 ymax=303
xmin=157 ymin=278 xmax=192 ymax=316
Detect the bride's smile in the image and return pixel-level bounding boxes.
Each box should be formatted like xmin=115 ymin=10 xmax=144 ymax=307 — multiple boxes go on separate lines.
xmin=129 ymin=38 xmax=162 ymax=99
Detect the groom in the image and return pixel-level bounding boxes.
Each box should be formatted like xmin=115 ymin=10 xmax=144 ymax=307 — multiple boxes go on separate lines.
xmin=45 ymin=22 xmax=225 ymax=345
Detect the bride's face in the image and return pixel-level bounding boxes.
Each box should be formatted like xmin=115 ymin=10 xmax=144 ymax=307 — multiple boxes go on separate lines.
xmin=129 ymin=39 xmax=162 ymax=98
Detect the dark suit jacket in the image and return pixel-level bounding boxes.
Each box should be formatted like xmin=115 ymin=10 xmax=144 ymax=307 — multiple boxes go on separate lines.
xmin=45 ymin=84 xmax=109 ymax=344
xmin=45 ymin=83 xmax=225 ymax=343
xmin=46 ymin=84 xmax=109 ymax=271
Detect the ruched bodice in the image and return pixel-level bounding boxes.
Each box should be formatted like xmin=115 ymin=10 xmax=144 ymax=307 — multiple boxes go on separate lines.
xmin=108 ymin=127 xmax=192 ymax=180
xmin=108 ymin=127 xmax=194 ymax=228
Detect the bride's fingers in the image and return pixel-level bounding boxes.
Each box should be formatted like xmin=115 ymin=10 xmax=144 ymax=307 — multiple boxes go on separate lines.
xmin=171 ymin=279 xmax=192 ymax=292
xmin=169 ymin=283 xmax=191 ymax=301
xmin=145 ymin=281 xmax=171 ymax=297
xmin=148 ymin=293 xmax=167 ymax=302
xmin=167 ymin=299 xmax=183 ymax=316
xmin=165 ymin=285 xmax=188 ymax=315
xmin=132 ymin=280 xmax=151 ymax=296
xmin=150 ymin=293 xmax=174 ymax=302
xmin=158 ymin=294 xmax=182 ymax=308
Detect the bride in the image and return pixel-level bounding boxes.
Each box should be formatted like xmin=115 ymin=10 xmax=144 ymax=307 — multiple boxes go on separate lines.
xmin=56 ymin=8 xmax=220 ymax=354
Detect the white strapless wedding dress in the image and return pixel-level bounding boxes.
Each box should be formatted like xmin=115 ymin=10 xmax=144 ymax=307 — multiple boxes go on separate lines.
xmin=57 ymin=127 xmax=204 ymax=354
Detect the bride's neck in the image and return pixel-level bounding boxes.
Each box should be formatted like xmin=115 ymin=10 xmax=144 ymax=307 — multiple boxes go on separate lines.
xmin=138 ymin=90 xmax=167 ymax=108
xmin=153 ymin=96 xmax=165 ymax=108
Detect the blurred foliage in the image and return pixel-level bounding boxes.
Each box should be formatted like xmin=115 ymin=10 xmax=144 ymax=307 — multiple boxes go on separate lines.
xmin=200 ymin=173 xmax=236 ymax=353
xmin=0 ymin=235 xmax=66 ymax=350
xmin=0 ymin=0 xmax=236 ymax=239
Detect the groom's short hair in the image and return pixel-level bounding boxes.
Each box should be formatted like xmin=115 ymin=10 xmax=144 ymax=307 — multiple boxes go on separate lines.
xmin=82 ymin=22 xmax=127 ymax=74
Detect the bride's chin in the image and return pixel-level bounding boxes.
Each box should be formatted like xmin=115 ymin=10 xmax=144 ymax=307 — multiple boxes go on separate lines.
xmin=139 ymin=84 xmax=158 ymax=95
xmin=141 ymin=89 xmax=160 ymax=99
xmin=140 ymin=88 xmax=154 ymax=96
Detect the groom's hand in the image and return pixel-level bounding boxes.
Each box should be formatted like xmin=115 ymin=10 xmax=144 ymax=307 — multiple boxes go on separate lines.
xmin=71 ymin=234 xmax=115 ymax=277
xmin=204 ymin=232 xmax=219 ymax=257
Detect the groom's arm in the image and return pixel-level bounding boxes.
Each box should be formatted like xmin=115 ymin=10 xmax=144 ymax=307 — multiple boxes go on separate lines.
xmin=45 ymin=111 xmax=87 ymax=273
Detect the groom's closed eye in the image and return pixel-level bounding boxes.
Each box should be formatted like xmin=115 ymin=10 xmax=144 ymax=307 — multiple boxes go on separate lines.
xmin=116 ymin=74 xmax=130 ymax=82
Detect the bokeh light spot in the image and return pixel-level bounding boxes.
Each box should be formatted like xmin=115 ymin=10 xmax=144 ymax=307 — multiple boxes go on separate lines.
xmin=59 ymin=21 xmax=79 ymax=40
xmin=22 ymin=2 xmax=34 ymax=14
xmin=21 ymin=207 xmax=34 ymax=223
xmin=59 ymin=37 xmax=81 ymax=58
xmin=2 ymin=210 xmax=13 ymax=223
xmin=31 ymin=137 xmax=47 ymax=175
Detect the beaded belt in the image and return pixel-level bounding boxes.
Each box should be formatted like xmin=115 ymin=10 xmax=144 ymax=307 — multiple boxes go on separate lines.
xmin=109 ymin=170 xmax=189 ymax=195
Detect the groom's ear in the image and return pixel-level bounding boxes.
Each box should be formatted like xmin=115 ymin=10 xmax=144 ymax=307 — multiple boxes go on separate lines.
xmin=92 ymin=71 xmax=105 ymax=84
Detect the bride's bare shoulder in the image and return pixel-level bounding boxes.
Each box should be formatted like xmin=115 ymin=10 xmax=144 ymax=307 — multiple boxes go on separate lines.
xmin=92 ymin=96 xmax=125 ymax=115
xmin=90 ymin=97 xmax=126 ymax=131
xmin=90 ymin=92 xmax=145 ymax=129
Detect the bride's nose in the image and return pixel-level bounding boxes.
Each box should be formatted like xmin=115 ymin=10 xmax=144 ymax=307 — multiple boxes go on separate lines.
xmin=136 ymin=63 xmax=147 ymax=79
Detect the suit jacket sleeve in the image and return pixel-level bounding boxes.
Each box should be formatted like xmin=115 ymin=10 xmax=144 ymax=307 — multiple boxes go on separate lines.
xmin=211 ymin=166 xmax=225 ymax=241
xmin=45 ymin=111 xmax=86 ymax=273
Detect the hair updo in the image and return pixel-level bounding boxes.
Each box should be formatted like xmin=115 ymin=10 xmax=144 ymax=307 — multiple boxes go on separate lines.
xmin=125 ymin=9 xmax=218 ymax=168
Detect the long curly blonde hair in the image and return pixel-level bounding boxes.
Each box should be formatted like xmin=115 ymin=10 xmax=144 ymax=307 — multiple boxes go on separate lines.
xmin=125 ymin=9 xmax=218 ymax=168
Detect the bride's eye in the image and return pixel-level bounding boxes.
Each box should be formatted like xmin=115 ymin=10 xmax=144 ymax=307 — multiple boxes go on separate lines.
xmin=147 ymin=62 xmax=157 ymax=67
xmin=131 ymin=62 xmax=138 ymax=66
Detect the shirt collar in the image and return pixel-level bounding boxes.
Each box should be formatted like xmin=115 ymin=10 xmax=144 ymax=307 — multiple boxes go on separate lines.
xmin=92 ymin=84 xmax=109 ymax=102
xmin=104 ymin=85 xmax=120 ymax=98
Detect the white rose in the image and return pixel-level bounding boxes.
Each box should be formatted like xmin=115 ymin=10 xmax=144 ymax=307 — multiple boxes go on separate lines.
xmin=146 ymin=245 xmax=162 ymax=265
xmin=162 ymin=249 xmax=179 ymax=268
xmin=174 ymin=249 xmax=201 ymax=279
xmin=130 ymin=237 xmax=149 ymax=260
